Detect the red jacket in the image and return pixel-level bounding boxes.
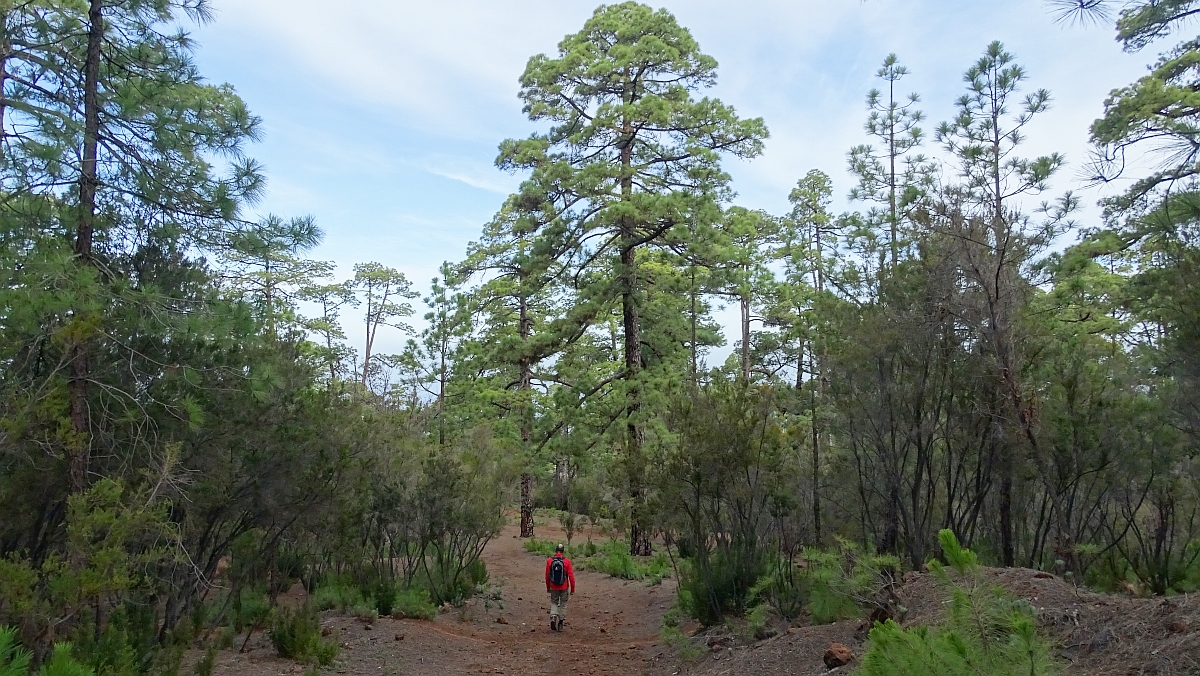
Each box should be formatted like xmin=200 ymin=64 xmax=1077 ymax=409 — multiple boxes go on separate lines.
xmin=545 ymin=553 xmax=575 ymax=592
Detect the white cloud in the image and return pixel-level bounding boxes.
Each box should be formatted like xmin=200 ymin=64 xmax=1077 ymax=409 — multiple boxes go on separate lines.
xmin=194 ymin=0 xmax=1161 ymax=359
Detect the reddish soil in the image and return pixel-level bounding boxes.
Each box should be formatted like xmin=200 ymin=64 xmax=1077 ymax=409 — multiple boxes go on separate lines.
xmin=199 ymin=526 xmax=1200 ymax=676
xmin=206 ymin=520 xmax=678 ymax=676
xmin=680 ymin=567 xmax=1200 ymax=676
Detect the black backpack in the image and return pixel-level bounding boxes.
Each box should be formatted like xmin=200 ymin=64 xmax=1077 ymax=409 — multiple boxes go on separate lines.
xmin=549 ymin=556 xmax=567 ymax=586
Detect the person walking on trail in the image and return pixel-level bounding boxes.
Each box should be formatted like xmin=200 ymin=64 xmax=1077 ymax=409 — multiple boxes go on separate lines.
xmin=545 ymin=543 xmax=575 ymax=631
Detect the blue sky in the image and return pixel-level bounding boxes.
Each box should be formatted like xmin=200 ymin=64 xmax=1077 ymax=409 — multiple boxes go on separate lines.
xmin=190 ymin=0 xmax=1150 ymax=362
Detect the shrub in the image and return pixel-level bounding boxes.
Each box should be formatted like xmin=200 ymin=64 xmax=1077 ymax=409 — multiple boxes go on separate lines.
xmin=391 ymin=587 xmax=437 ymax=620
xmin=858 ymin=530 xmax=1056 ymax=676
xmin=678 ymin=546 xmax=764 ymax=626
xmin=268 ymin=607 xmax=337 ymax=666
xmin=749 ymin=556 xmax=805 ymax=621
xmin=0 ymin=631 xmax=95 ymax=676
xmin=527 ymin=537 xmax=671 ymax=584
xmin=230 ymin=586 xmax=272 ymax=634
xmin=522 ymin=538 xmax=562 ymax=557
xmin=424 ymin=555 xmax=488 ymax=606
xmin=36 ymin=644 xmax=94 ymax=676
xmin=370 ymin=577 xmax=399 ymax=616
xmin=0 ymin=627 xmax=32 ymax=676
xmin=311 ymin=575 xmax=364 ymax=612
xmin=192 ymin=646 xmax=216 ymax=676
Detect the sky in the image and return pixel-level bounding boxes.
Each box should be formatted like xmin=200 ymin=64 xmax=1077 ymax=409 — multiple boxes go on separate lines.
xmin=189 ymin=0 xmax=1151 ymax=363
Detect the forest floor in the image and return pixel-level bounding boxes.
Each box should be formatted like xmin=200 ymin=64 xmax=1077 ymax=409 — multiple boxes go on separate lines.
xmin=204 ymin=517 xmax=678 ymax=676
xmin=200 ymin=521 xmax=1200 ymax=676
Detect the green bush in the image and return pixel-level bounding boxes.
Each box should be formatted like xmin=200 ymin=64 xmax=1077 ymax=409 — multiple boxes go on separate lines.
xmin=0 ymin=627 xmax=32 ymax=676
xmin=746 ymin=540 xmax=900 ymax=626
xmin=858 ymin=530 xmax=1057 ymax=676
xmin=0 ymin=630 xmax=95 ymax=676
xmin=749 ymin=556 xmax=805 ymax=621
xmin=193 ymin=645 xmax=216 ymax=676
xmin=311 ymin=575 xmax=364 ymax=612
xmin=268 ymin=607 xmax=337 ymax=666
xmin=232 ymin=588 xmax=271 ymax=633
xmin=36 ymin=644 xmax=94 ymax=676
xmin=522 ymin=537 xmax=562 ymax=557
xmin=369 ymin=577 xmax=399 ymax=616
xmin=678 ymin=546 xmax=764 ymax=626
xmin=526 ymin=537 xmax=671 ymax=584
xmin=391 ymin=587 xmax=437 ymax=620
xmin=424 ymin=555 xmax=488 ymax=606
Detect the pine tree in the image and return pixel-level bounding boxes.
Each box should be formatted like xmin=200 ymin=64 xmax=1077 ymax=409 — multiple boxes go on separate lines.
xmin=848 ymin=55 xmax=933 ymax=269
xmin=934 ymin=41 xmax=1072 ymax=566
xmin=1 ymin=0 xmax=264 ymax=494
xmin=499 ymin=1 xmax=767 ymax=554
xmin=352 ymin=262 xmax=417 ymax=392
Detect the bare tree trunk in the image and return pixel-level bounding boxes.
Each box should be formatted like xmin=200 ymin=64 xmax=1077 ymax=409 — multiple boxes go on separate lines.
xmin=740 ymin=289 xmax=751 ymax=380
xmin=518 ymin=289 xmax=535 ymax=538
xmin=622 ymin=237 xmax=650 ymax=556
xmin=69 ymin=0 xmax=104 ymax=494
xmin=690 ymin=265 xmax=698 ymax=384
xmin=811 ymin=370 xmax=821 ymax=543
xmin=620 ymin=94 xmax=651 ymax=557
xmin=520 ymin=473 xmax=534 ymax=538
xmin=888 ymin=74 xmax=898 ymax=268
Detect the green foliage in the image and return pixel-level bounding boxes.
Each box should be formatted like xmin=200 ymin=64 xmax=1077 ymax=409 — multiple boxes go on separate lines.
xmin=0 ymin=628 xmax=32 ymax=676
xmin=231 ymin=589 xmax=272 ymax=634
xmin=859 ymin=531 xmax=1057 ymax=676
xmin=0 ymin=631 xmax=94 ymax=676
xmin=678 ymin=547 xmax=764 ymax=627
xmin=268 ymin=607 xmax=337 ymax=667
xmin=525 ymin=538 xmax=670 ymax=583
xmin=748 ymin=557 xmax=806 ymax=622
xmin=311 ymin=573 xmax=436 ymax=620
xmin=390 ymin=588 xmax=438 ymax=620
xmin=310 ymin=575 xmax=364 ymax=613
xmin=748 ymin=540 xmax=900 ymax=625
xmin=192 ymin=646 xmax=216 ymax=676
xmin=661 ymin=623 xmax=706 ymax=661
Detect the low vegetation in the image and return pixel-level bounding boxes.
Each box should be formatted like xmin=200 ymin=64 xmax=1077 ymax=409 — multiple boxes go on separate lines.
xmin=523 ymin=538 xmax=672 ymax=584
xmin=859 ymin=532 xmax=1057 ymax=676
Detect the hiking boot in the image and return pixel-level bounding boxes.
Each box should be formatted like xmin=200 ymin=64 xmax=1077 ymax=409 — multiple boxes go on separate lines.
xmin=550 ymin=616 xmax=558 ymax=631
xmin=556 ymin=617 xmax=565 ymax=631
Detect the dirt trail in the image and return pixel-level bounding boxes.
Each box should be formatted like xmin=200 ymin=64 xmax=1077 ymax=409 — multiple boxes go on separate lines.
xmin=209 ymin=521 xmax=678 ymax=676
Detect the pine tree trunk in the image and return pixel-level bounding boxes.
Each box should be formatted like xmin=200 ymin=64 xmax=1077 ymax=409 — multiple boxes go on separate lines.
xmin=690 ymin=266 xmax=698 ymax=384
xmin=520 ymin=473 xmax=534 ymax=538
xmin=810 ymin=378 xmax=821 ymax=543
xmin=622 ymin=239 xmax=650 ymax=556
xmin=620 ymin=95 xmax=651 ymax=557
xmin=518 ymin=285 xmax=535 ymax=538
xmin=69 ymin=0 xmax=104 ymax=495
xmin=740 ymin=290 xmax=751 ymax=380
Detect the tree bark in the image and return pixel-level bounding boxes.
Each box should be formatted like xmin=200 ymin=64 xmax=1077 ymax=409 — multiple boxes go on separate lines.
xmin=520 ymin=473 xmax=534 ymax=538
xmin=740 ymin=288 xmax=751 ymax=380
xmin=620 ymin=89 xmax=651 ymax=557
xmin=810 ymin=371 xmax=821 ymax=543
xmin=518 ymin=286 xmax=535 ymax=538
xmin=69 ymin=0 xmax=105 ymax=495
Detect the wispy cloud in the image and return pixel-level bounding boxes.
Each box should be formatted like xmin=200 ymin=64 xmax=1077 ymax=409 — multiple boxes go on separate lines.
xmin=196 ymin=0 xmax=1153 ymax=356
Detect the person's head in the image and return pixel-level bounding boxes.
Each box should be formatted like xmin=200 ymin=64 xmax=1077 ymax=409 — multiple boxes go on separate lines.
xmin=555 ymin=543 xmax=565 ymax=554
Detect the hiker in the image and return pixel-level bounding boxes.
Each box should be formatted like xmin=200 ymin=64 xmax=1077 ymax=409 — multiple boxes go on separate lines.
xmin=545 ymin=543 xmax=575 ymax=631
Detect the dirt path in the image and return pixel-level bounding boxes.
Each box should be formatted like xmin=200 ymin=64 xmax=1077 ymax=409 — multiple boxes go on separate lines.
xmin=209 ymin=521 xmax=679 ymax=676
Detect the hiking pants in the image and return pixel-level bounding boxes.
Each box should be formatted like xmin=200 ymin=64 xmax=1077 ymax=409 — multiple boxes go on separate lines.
xmin=549 ymin=588 xmax=569 ymax=619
